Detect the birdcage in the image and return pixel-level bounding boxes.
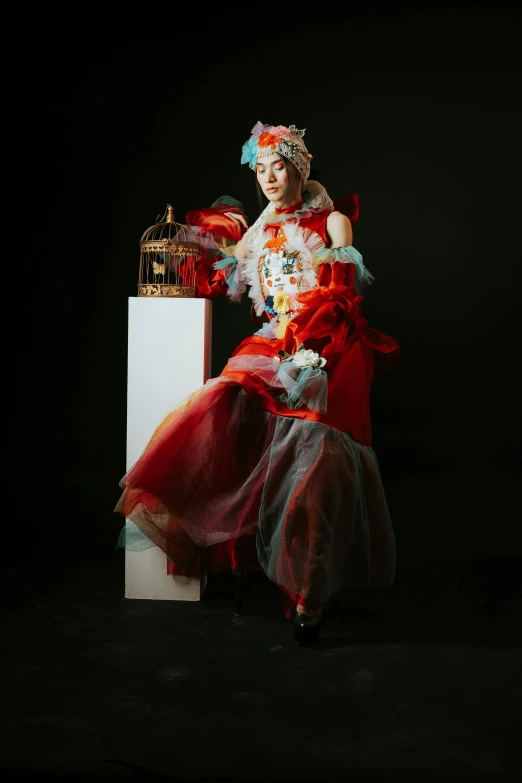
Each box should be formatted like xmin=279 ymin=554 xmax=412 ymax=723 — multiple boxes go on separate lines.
xmin=138 ymin=204 xmax=199 ymax=297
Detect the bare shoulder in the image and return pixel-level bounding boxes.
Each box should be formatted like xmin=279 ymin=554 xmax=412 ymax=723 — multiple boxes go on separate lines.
xmin=326 ymin=210 xmax=353 ymax=247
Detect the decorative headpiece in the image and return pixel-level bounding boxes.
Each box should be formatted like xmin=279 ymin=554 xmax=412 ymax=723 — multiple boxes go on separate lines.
xmin=241 ymin=121 xmax=313 ymax=184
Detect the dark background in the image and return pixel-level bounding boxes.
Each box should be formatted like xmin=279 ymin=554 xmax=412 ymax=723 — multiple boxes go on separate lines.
xmin=8 ymin=0 xmax=522 ymax=605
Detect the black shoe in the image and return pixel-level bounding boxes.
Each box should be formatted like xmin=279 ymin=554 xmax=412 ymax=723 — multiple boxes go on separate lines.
xmin=294 ymin=611 xmax=323 ymax=647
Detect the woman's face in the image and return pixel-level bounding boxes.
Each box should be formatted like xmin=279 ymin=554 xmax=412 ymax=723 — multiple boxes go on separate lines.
xmin=255 ymin=153 xmax=300 ymax=208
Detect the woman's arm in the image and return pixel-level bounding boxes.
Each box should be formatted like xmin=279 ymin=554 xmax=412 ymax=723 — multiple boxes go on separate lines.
xmin=326 ymin=210 xmax=353 ymax=247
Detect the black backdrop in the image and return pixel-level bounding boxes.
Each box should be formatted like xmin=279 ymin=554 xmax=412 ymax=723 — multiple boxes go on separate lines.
xmin=8 ymin=0 xmax=522 ymax=603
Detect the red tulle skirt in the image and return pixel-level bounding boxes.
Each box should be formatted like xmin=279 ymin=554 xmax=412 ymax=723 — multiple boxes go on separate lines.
xmin=118 ymin=376 xmax=396 ymax=618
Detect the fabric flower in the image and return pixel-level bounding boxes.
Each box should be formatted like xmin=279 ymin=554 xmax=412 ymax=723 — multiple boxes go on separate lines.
xmin=250 ymin=121 xmax=269 ymax=138
xmin=291 ymin=347 xmax=326 ymax=369
xmin=265 ymin=233 xmax=287 ymax=251
xmin=270 ymin=125 xmax=291 ymax=138
xmin=267 ymin=254 xmax=282 ymax=275
xmin=240 ymin=136 xmax=259 ymax=168
xmin=275 ymin=342 xmax=329 ymax=413
xmin=274 ymin=293 xmax=290 ymax=314
xmin=258 ymin=132 xmax=282 ymax=149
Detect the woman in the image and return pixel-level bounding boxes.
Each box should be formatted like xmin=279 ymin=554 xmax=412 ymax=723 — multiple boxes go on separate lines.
xmin=116 ymin=121 xmax=401 ymax=646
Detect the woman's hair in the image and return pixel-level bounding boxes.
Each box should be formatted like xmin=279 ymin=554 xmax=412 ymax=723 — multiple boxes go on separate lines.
xmin=255 ymin=158 xmax=302 ymax=215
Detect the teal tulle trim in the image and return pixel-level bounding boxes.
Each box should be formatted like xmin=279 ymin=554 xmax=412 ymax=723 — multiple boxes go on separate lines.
xmin=313 ymin=245 xmax=375 ymax=289
xmin=213 ymin=255 xmax=237 ymax=279
xmin=275 ymin=362 xmax=328 ymax=413
xmin=213 ymin=255 xmax=246 ymax=300
xmin=117 ymin=521 xmax=156 ymax=551
xmin=211 ymin=195 xmax=245 ymax=211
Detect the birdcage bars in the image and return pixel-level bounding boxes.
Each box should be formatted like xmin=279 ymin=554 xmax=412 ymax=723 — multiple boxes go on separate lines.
xmin=138 ymin=204 xmax=199 ymax=297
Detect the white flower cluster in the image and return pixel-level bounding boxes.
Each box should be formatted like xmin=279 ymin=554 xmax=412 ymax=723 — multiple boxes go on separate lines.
xmin=264 ymin=249 xmax=286 ymax=275
xmin=291 ymin=348 xmax=326 ymax=369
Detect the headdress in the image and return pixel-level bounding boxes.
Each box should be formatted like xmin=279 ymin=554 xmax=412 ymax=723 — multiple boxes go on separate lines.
xmin=241 ymin=121 xmax=313 ymax=184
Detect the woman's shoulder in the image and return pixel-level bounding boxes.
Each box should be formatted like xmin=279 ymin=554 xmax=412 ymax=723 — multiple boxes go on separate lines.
xmin=326 ymin=209 xmax=352 ymax=228
xmin=326 ymin=210 xmax=353 ymax=248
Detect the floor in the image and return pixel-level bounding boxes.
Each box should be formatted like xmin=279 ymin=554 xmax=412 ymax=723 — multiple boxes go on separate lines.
xmin=1 ymin=541 xmax=521 ymax=782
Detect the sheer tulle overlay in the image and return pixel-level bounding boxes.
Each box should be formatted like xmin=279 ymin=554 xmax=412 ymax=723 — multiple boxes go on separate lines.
xmin=118 ymin=377 xmax=395 ymax=615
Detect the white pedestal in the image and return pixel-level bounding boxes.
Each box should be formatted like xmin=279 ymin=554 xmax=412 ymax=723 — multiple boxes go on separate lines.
xmin=124 ymin=296 xmax=212 ymax=600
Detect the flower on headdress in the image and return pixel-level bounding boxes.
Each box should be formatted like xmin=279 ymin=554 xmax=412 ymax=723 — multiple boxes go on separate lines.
xmin=258 ymin=132 xmax=282 ymax=149
xmin=241 ymin=136 xmax=259 ymax=169
xmin=270 ymin=125 xmax=291 ymax=138
xmin=250 ymin=121 xmax=270 ymax=138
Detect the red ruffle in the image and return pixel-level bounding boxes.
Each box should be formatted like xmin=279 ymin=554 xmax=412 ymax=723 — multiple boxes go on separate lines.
xmin=333 ymin=194 xmax=360 ymax=223
xmin=185 ymin=202 xmax=247 ymax=242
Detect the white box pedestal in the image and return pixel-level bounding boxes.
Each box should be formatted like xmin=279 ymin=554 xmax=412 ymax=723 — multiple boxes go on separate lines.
xmin=124 ymin=296 xmax=212 ymax=600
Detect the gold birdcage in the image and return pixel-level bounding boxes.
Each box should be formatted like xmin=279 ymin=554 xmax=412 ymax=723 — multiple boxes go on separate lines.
xmin=138 ymin=203 xmax=199 ymax=297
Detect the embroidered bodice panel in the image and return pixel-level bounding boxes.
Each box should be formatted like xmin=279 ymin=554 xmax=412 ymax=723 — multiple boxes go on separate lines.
xmin=242 ymin=211 xmax=330 ymax=337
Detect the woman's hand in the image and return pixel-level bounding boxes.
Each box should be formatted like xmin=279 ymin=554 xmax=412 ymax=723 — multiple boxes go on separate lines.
xmin=224 ymin=211 xmax=249 ymax=232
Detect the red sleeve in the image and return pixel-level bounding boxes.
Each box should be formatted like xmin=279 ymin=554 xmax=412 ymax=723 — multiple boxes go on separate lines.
xmin=315 ymin=258 xmax=357 ymax=289
xmin=190 ymin=255 xmax=225 ymax=299
xmin=184 ymin=202 xmax=248 ymax=298
xmin=185 ymin=203 xmax=247 ymax=241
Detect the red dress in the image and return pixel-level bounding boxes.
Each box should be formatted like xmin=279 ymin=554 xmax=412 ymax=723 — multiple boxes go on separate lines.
xmin=117 ymin=194 xmax=400 ymax=617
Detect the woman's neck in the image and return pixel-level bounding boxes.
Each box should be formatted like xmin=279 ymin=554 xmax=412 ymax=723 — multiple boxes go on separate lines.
xmin=272 ymin=182 xmax=303 ymax=210
xmin=273 ymin=192 xmax=304 ymax=211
